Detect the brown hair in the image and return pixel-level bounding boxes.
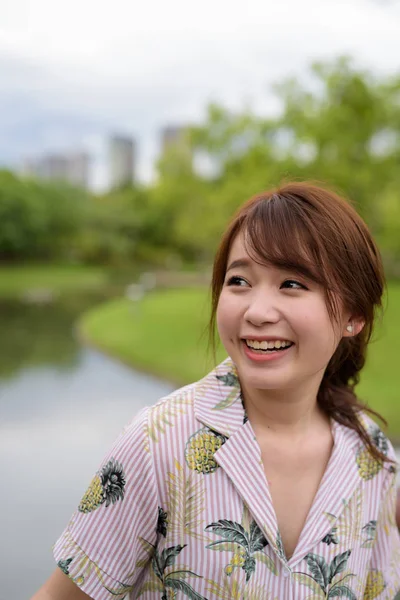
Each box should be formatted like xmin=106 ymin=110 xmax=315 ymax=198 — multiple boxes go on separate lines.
xmin=209 ymin=181 xmax=390 ymax=463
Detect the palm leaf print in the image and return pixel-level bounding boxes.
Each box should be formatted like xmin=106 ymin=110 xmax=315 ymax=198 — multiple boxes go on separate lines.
xmin=147 ymin=393 xmax=192 ymax=443
xmin=57 ymin=558 xmax=73 ymax=575
xmin=239 ymin=506 xmax=276 ymax=575
xmin=206 ymin=573 xmax=277 ymax=600
xmin=294 ymin=550 xmax=356 ymax=598
xmin=159 ymin=545 xmax=187 ymax=572
xmin=323 ymin=486 xmax=363 ymax=548
xmin=241 ymin=503 xmax=252 ymax=533
xmin=213 ymin=389 xmax=241 ymax=411
xmin=275 ymin=531 xmax=287 ymax=562
xmin=139 ymin=543 xmax=207 ymax=600
xmin=167 ymin=459 xmax=206 ymax=543
xmin=361 ymin=520 xmax=377 ymax=548
xmin=165 ymin=575 xmax=206 ymax=600
xmin=305 ymin=553 xmax=330 ymax=591
xmin=206 ymin=520 xmax=249 ymax=546
xmin=136 ymin=537 xmax=156 ymax=569
xmin=329 ymin=549 xmax=352 ymax=581
xmin=322 ymin=526 xmax=339 ymax=546
xmin=157 ymin=507 xmax=168 ymax=538
xmin=205 ymin=518 xmax=269 ymax=582
xmin=328 ymin=586 xmax=357 ymax=599
xmin=205 ymin=572 xmax=242 ymax=600
xmin=381 ymin=475 xmax=397 ymax=536
xmin=249 ymin=520 xmax=267 ymax=553
xmin=252 ymin=551 xmax=277 ymax=576
xmin=213 ymin=372 xmax=241 ymax=410
xmin=292 ymin=573 xmax=325 ymax=597
xmin=216 ymin=373 xmax=240 ymax=387
xmin=205 ymin=541 xmax=241 ymax=553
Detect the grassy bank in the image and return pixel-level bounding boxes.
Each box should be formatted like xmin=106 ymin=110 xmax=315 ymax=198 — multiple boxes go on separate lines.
xmin=79 ymin=284 xmax=400 ymax=439
xmin=78 ymin=288 xmax=225 ymax=385
xmin=0 ymin=264 xmax=109 ymax=298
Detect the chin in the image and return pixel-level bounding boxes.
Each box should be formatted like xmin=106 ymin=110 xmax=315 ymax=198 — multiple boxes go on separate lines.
xmin=236 ymin=367 xmax=290 ymax=391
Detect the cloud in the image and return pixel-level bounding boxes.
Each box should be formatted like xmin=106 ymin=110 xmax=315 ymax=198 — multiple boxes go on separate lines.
xmin=0 ymin=0 xmax=399 ymax=186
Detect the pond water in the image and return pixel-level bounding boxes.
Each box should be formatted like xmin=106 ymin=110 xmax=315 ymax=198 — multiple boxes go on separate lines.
xmin=0 ymin=295 xmax=173 ymax=599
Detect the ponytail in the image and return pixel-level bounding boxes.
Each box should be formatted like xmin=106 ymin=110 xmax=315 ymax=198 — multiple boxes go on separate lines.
xmin=318 ymin=331 xmax=392 ymax=465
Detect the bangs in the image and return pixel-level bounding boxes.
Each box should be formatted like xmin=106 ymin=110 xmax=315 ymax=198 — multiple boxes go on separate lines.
xmin=241 ymin=194 xmax=331 ymax=289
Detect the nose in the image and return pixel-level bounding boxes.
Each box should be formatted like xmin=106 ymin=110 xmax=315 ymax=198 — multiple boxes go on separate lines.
xmin=244 ymin=289 xmax=280 ymax=327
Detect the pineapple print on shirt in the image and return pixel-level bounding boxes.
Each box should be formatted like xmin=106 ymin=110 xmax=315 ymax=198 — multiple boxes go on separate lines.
xmin=363 ymin=569 xmax=386 ymax=599
xmin=78 ymin=458 xmax=126 ymax=513
xmin=185 ymin=427 xmax=227 ymax=474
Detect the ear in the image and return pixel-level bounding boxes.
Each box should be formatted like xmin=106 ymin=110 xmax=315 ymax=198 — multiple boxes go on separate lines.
xmin=343 ymin=316 xmax=365 ymax=338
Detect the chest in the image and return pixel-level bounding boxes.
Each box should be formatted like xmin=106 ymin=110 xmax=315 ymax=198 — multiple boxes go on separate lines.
xmin=260 ymin=440 xmax=333 ymax=559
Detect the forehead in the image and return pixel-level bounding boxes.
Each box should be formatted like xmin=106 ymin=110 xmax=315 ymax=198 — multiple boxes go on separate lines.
xmin=226 ymin=234 xmax=289 ymax=275
xmin=227 ymin=232 xmax=247 ymax=260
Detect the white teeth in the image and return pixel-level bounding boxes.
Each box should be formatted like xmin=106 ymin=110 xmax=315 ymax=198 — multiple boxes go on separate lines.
xmin=245 ymin=340 xmax=292 ymax=350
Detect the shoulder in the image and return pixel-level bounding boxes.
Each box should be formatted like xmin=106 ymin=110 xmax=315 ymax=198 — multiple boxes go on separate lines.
xmin=146 ymin=380 xmax=198 ymax=434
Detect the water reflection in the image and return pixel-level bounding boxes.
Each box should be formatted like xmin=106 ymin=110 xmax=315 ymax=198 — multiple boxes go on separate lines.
xmin=0 ymin=295 xmax=99 ymax=379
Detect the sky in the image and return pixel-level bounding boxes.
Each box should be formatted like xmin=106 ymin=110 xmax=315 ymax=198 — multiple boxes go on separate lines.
xmin=0 ymin=0 xmax=399 ymax=190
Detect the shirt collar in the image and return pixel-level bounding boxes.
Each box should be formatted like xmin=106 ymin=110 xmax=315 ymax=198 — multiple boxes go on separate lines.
xmin=193 ymin=356 xmax=245 ymax=437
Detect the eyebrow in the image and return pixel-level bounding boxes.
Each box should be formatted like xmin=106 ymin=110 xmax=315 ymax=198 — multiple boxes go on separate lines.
xmin=226 ymin=258 xmax=252 ymax=272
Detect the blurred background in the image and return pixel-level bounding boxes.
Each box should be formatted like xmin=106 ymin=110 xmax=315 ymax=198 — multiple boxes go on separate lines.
xmin=1 ymin=0 xmax=400 ymax=596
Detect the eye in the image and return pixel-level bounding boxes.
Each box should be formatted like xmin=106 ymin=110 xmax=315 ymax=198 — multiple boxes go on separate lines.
xmin=226 ymin=275 xmax=249 ymax=287
xmin=281 ymin=279 xmax=308 ymax=290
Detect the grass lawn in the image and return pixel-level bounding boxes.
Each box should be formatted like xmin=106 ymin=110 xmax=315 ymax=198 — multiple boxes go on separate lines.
xmin=79 ymin=283 xmax=400 ymax=440
xmin=0 ymin=264 xmax=109 ymax=297
xmin=78 ymin=287 xmax=226 ymax=386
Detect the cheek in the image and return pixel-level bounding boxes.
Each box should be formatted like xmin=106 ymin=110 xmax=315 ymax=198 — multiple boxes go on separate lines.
xmin=295 ymin=300 xmax=334 ymax=338
xmin=300 ymin=303 xmax=338 ymax=351
xmin=216 ymin=294 xmax=239 ymax=336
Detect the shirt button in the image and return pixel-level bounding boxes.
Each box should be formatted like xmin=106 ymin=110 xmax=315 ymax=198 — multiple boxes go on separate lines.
xmin=282 ymin=568 xmax=290 ymax=577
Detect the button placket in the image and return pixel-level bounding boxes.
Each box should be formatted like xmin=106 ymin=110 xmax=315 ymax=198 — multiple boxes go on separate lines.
xmin=282 ymin=564 xmax=292 ymax=578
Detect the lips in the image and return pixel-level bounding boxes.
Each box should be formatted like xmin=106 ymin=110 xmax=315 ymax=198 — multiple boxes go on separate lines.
xmin=241 ymin=337 xmax=295 ymax=362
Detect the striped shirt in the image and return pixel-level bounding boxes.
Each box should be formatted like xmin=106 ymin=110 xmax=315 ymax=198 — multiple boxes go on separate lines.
xmin=54 ymin=357 xmax=400 ymax=599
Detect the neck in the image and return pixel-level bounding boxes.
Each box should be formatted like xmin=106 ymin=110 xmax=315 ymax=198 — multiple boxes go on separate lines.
xmin=241 ymin=380 xmax=329 ymax=440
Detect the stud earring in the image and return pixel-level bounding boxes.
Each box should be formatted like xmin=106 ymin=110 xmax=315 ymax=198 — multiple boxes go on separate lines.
xmin=346 ymin=324 xmax=353 ymax=333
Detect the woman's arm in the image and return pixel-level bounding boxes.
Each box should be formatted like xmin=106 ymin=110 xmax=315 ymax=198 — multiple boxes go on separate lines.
xmin=31 ymin=569 xmax=92 ymax=600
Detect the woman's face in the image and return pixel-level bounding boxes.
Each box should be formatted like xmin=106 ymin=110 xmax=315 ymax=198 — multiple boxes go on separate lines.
xmin=216 ymin=232 xmax=351 ymax=395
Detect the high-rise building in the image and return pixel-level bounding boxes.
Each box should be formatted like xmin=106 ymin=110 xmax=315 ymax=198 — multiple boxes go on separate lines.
xmin=161 ymin=125 xmax=189 ymax=155
xmin=109 ymin=135 xmax=135 ymax=188
xmin=67 ymin=152 xmax=90 ymax=189
xmin=22 ymin=151 xmax=90 ymax=189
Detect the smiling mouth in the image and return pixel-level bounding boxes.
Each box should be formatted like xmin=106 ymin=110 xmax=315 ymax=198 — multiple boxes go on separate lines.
xmin=243 ymin=339 xmax=294 ymax=353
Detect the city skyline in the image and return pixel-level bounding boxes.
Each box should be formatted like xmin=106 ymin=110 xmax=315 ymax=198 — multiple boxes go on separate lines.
xmin=20 ymin=125 xmax=191 ymax=191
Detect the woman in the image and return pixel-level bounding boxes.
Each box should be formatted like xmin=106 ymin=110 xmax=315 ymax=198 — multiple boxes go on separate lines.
xmin=33 ymin=182 xmax=400 ymax=599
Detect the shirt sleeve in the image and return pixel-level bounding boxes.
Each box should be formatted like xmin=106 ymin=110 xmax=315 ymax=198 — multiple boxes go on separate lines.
xmin=53 ymin=407 xmax=159 ymax=600
xmin=366 ymin=461 xmax=400 ymax=599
